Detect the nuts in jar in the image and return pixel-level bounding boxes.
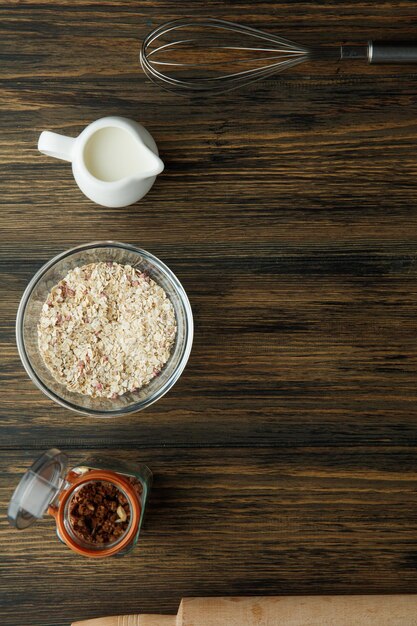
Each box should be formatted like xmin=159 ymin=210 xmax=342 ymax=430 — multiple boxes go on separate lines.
xmin=8 ymin=449 xmax=152 ymax=558
xmin=68 ymin=481 xmax=132 ymax=545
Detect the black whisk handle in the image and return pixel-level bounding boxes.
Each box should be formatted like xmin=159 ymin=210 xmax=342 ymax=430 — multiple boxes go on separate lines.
xmin=368 ymin=41 xmax=417 ymax=64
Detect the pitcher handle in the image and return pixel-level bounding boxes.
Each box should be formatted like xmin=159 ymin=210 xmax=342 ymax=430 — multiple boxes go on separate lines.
xmin=38 ymin=131 xmax=75 ymax=162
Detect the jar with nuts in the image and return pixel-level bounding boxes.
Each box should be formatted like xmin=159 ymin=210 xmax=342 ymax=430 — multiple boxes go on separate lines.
xmin=8 ymin=449 xmax=152 ymax=558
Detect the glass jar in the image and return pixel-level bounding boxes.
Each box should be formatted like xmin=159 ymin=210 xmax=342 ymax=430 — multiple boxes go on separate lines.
xmin=8 ymin=449 xmax=152 ymax=558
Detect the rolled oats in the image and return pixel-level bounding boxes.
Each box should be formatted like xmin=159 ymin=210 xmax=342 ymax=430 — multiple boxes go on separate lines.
xmin=38 ymin=262 xmax=177 ymax=398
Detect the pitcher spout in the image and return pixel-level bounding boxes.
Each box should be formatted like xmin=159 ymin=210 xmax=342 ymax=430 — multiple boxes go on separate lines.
xmin=139 ymin=146 xmax=165 ymax=178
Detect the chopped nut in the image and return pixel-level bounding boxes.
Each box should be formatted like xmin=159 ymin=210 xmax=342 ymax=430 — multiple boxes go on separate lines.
xmin=117 ymin=505 xmax=127 ymax=522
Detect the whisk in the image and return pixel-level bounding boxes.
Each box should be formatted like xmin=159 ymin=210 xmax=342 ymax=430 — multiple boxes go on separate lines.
xmin=140 ymin=18 xmax=417 ymax=95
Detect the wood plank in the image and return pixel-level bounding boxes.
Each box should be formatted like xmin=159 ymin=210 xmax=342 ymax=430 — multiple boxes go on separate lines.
xmin=2 ymin=447 xmax=417 ymax=625
xmin=2 ymin=243 xmax=417 ymax=448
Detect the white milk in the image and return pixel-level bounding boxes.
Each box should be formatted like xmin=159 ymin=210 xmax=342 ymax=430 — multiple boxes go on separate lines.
xmin=83 ymin=126 xmax=154 ymax=182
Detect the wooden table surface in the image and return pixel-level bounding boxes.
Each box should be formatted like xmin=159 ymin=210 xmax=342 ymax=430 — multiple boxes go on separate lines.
xmin=3 ymin=1 xmax=417 ymax=624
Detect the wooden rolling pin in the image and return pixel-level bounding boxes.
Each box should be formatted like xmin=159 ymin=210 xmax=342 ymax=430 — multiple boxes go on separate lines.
xmin=73 ymin=594 xmax=417 ymax=626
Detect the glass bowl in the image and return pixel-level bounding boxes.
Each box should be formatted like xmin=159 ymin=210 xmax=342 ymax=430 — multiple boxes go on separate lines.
xmin=16 ymin=241 xmax=193 ymax=417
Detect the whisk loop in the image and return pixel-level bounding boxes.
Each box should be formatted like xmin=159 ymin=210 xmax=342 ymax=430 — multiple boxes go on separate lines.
xmin=140 ymin=18 xmax=310 ymax=94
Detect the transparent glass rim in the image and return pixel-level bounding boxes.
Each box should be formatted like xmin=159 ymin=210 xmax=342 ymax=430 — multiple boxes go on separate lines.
xmin=15 ymin=241 xmax=194 ymax=417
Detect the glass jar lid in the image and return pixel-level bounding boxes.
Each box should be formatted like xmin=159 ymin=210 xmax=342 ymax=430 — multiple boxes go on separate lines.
xmin=8 ymin=448 xmax=69 ymax=529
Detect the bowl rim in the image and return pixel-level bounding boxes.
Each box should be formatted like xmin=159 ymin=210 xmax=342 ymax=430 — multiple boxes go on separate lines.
xmin=15 ymin=241 xmax=194 ymax=417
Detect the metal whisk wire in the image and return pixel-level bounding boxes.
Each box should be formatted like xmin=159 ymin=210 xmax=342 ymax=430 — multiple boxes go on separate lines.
xmin=140 ymin=18 xmax=310 ymax=94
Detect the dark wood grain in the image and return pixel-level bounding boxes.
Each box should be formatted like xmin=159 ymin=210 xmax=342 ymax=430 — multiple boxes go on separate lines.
xmin=2 ymin=1 xmax=417 ymax=625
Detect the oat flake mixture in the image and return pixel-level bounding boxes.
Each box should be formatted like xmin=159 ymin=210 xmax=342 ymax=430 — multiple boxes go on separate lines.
xmin=38 ymin=262 xmax=177 ymax=398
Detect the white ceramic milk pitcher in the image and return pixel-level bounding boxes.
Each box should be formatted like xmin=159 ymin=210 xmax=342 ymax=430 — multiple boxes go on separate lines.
xmin=38 ymin=116 xmax=164 ymax=208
